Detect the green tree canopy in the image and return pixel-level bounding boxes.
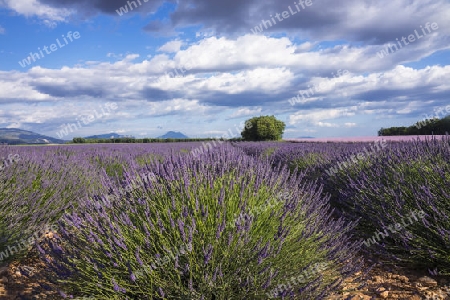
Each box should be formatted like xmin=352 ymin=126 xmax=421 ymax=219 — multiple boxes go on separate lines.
xmin=72 ymin=137 xmax=86 ymax=143
xmin=378 ymin=115 xmax=450 ymax=136
xmin=241 ymin=115 xmax=286 ymax=141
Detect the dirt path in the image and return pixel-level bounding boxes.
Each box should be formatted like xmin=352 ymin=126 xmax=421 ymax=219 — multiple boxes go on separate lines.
xmin=1 ymin=257 xmax=449 ymax=299
xmin=326 ymin=262 xmax=450 ymax=300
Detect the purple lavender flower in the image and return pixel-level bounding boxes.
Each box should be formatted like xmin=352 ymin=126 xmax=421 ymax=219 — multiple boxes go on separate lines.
xmin=177 ymin=219 xmax=186 ymax=242
xmin=112 ymin=278 xmax=120 ymax=292
xmin=204 ymin=244 xmax=213 ymax=265
xmin=168 ymin=209 xmax=175 ymax=228
xmin=158 ymin=287 xmax=165 ymax=297
xmin=135 ymin=248 xmax=143 ymax=266
xmin=218 ymin=187 xmax=225 ymax=206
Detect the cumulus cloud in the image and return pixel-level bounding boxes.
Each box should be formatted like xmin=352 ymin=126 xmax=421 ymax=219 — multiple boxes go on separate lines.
xmin=3 ymin=38 xmax=450 ymax=122
xmin=289 ymin=108 xmax=358 ymax=125
xmin=316 ymin=122 xmax=339 ymax=128
xmin=158 ymin=40 xmax=184 ymax=53
xmin=229 ymin=107 xmax=262 ymax=118
xmin=288 ymin=65 xmax=450 ymax=112
xmin=0 ymin=0 xmax=74 ymax=25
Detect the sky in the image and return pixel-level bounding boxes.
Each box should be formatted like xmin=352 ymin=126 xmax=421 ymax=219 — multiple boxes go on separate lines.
xmin=0 ymin=0 xmax=449 ymax=140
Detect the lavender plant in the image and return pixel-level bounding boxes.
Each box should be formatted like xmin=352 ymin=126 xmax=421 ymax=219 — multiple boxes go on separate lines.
xmin=0 ymin=145 xmax=102 ymax=265
xmin=330 ymin=137 xmax=450 ymax=271
xmin=39 ymin=145 xmax=361 ymax=299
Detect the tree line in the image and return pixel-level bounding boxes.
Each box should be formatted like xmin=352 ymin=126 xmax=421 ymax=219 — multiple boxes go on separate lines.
xmin=71 ymin=137 xmax=244 ymax=144
xmin=378 ymin=115 xmax=450 ymax=136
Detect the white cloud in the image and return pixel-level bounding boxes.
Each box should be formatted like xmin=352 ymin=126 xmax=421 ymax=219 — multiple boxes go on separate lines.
xmin=148 ymin=34 xmax=450 ymax=86
xmin=290 ymin=65 xmax=450 ymax=107
xmin=2 ymin=0 xmax=73 ymax=24
xmin=106 ymin=53 xmax=124 ymax=59
xmin=154 ymin=98 xmax=209 ymax=115
xmin=13 ymin=35 xmax=448 ymax=111
xmin=230 ymin=107 xmax=262 ymax=118
xmin=173 ymin=35 xmax=297 ymax=70
xmin=289 ymin=108 xmax=358 ymax=125
xmin=303 ymin=129 xmax=317 ymax=133
xmin=158 ymin=40 xmax=184 ymax=53
xmin=316 ymin=122 xmax=339 ymax=128
xmin=203 ymin=130 xmax=226 ymax=135
xmin=189 ymin=68 xmax=293 ymax=94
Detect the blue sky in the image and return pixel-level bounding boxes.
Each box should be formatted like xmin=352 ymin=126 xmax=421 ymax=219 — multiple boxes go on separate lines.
xmin=0 ymin=0 xmax=449 ymax=140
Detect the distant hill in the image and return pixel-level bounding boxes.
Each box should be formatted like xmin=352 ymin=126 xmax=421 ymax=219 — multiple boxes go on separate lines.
xmin=297 ymin=136 xmax=315 ymax=139
xmin=157 ymin=131 xmax=189 ymax=139
xmin=0 ymin=128 xmax=66 ymax=145
xmin=84 ymin=133 xmax=132 ymax=139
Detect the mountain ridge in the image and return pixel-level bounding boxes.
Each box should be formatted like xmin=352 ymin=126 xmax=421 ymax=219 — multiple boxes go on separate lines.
xmin=157 ymin=131 xmax=189 ymax=139
xmin=84 ymin=133 xmax=132 ymax=139
xmin=0 ymin=128 xmax=66 ymax=145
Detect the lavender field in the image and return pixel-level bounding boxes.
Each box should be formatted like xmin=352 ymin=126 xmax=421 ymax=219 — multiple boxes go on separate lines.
xmin=0 ymin=138 xmax=449 ymax=299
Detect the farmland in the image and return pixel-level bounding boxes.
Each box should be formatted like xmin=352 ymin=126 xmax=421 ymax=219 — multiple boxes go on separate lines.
xmin=0 ymin=138 xmax=449 ymax=299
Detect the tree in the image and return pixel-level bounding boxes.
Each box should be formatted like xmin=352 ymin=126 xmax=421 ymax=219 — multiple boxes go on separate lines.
xmin=241 ymin=115 xmax=286 ymax=141
xmin=72 ymin=137 xmax=86 ymax=143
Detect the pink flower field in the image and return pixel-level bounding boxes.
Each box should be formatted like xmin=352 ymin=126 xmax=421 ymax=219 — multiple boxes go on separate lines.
xmin=285 ymin=135 xmax=448 ymax=143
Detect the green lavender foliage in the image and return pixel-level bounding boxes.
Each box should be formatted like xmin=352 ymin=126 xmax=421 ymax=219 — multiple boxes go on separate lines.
xmin=333 ymin=137 xmax=450 ymax=270
xmin=40 ymin=146 xmax=361 ymax=299
xmin=0 ymin=146 xmax=101 ymax=264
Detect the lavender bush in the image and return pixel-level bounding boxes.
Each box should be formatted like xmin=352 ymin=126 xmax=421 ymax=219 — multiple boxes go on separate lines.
xmin=39 ymin=145 xmax=362 ymax=299
xmin=0 ymin=143 xmax=203 ymax=267
xmin=0 ymin=145 xmax=101 ymax=265
xmin=330 ymin=137 xmax=450 ymax=271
